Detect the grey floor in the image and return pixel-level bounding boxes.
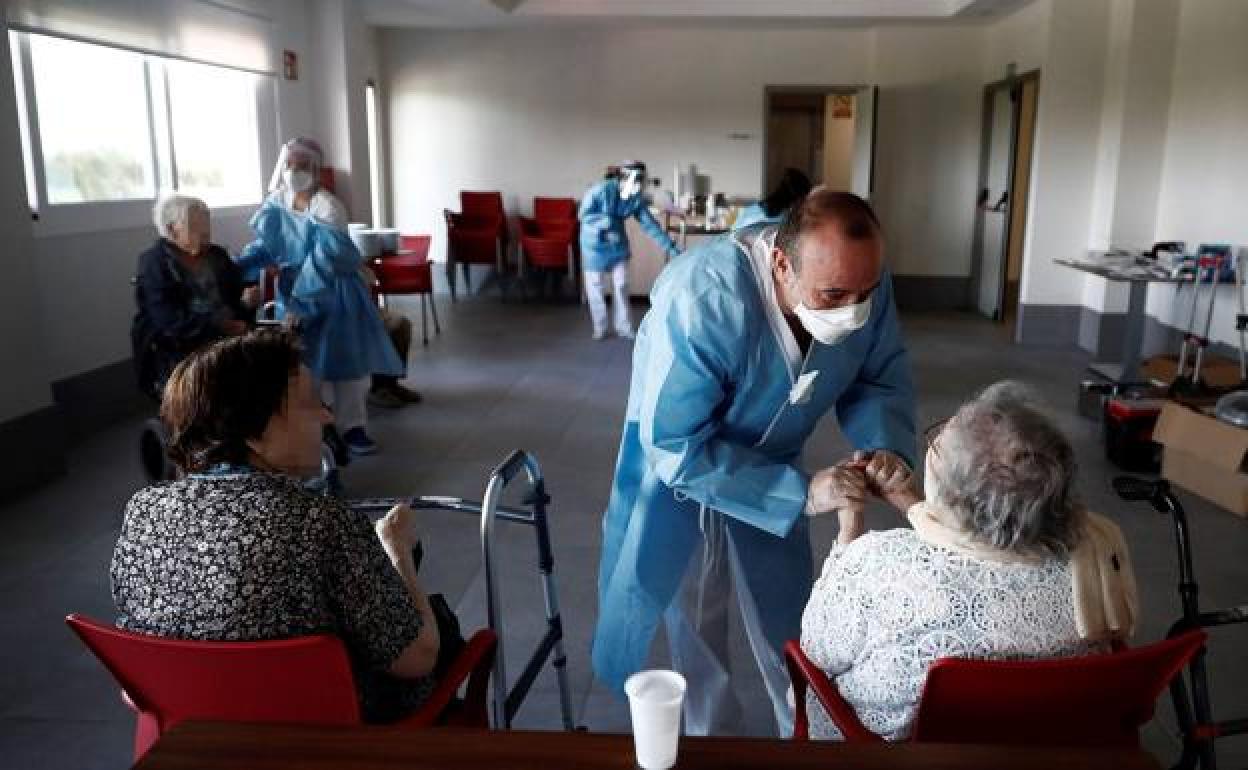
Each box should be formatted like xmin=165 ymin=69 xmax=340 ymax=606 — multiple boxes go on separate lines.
xmin=3 ymin=294 xmax=1247 ymax=769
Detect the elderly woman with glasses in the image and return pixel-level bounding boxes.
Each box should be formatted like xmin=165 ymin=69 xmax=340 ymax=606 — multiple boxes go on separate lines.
xmin=799 ymin=381 xmax=1138 ymax=741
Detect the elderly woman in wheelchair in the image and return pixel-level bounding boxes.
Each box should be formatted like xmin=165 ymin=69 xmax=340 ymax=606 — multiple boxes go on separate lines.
xmin=130 ymin=194 xmax=348 ymax=490
xmin=800 ymin=381 xmax=1138 ymax=741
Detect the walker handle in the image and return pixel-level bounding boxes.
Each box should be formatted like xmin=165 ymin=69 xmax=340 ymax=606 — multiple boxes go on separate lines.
xmin=1113 ymin=476 xmax=1170 ymax=512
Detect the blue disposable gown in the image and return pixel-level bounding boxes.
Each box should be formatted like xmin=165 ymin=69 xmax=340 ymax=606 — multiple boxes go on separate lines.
xmin=578 ymin=178 xmax=681 ymax=272
xmin=235 ymin=201 xmax=402 ymax=382
xmin=591 ymin=223 xmax=916 ymax=696
xmin=732 ymin=202 xmax=781 ymax=231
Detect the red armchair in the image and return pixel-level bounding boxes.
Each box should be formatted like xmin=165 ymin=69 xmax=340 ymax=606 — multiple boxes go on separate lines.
xmin=445 ymin=191 xmax=510 ymax=302
xmin=372 ymin=234 xmax=441 ymax=345
xmin=67 ymin=613 xmax=497 ymax=762
xmin=519 ymin=216 xmax=577 ymax=300
xmin=785 ymin=632 xmax=1206 ymax=746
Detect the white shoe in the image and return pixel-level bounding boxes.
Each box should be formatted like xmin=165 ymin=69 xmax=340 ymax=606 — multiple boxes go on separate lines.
xmin=616 ymin=327 xmax=635 ymax=339
xmin=592 ymin=328 xmax=607 ymax=341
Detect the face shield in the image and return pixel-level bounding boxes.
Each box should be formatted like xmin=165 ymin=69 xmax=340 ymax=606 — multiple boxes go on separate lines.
xmin=268 ymin=138 xmax=323 ymax=194
xmin=618 ymin=164 xmax=646 ymax=200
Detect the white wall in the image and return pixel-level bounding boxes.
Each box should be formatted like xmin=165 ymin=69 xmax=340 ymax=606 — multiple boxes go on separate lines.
xmin=382 ymin=23 xmax=983 ymax=277
xmin=1015 ymin=0 xmax=1112 ymax=307
xmin=982 ymin=0 xmax=1049 ymax=80
xmin=868 ymin=25 xmax=983 ymax=276
xmin=0 ymin=29 xmax=52 ymax=421
xmin=1148 ymin=0 xmax=1248 ymax=351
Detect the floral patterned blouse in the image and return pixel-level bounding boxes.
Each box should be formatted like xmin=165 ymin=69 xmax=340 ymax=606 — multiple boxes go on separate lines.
xmin=801 ymin=528 xmax=1100 ymax=741
xmin=111 ymin=470 xmax=433 ymax=722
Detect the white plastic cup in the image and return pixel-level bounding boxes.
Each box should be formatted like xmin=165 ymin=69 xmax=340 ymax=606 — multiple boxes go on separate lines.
xmin=625 ymin=670 xmax=686 ymax=770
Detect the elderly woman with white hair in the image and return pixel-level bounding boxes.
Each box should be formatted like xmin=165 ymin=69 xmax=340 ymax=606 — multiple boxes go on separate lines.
xmin=799 ymin=381 xmax=1138 ymax=741
xmin=131 ymin=193 xmax=260 ymax=396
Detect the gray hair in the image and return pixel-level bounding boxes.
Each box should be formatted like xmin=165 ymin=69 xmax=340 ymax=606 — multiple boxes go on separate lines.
xmin=152 ymin=193 xmax=208 ymax=238
xmin=930 ymin=381 xmax=1081 ymax=557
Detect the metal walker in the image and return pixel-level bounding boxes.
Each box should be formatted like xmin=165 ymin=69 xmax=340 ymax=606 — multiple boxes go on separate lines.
xmin=351 ymin=450 xmax=576 ymax=731
xmin=1114 ymin=476 xmax=1248 ymax=769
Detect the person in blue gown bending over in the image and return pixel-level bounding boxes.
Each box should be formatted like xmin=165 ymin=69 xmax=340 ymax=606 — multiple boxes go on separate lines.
xmin=592 ymin=188 xmax=917 ymax=738
xmin=578 ymin=161 xmax=681 ymax=340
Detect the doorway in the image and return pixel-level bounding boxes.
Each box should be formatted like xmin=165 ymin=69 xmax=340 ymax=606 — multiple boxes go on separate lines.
xmin=763 ymin=86 xmax=877 ymax=198
xmin=970 ymin=72 xmax=1039 ymax=324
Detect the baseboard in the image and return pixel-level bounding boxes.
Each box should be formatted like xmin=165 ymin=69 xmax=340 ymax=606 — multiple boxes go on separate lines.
xmin=891 ymin=275 xmax=973 ymax=312
xmin=49 ymin=358 xmax=151 ymax=443
xmin=0 ymin=405 xmax=67 ymax=500
xmin=1026 ymin=303 xmax=1244 ymax=362
xmin=1017 ymin=304 xmax=1082 ymax=348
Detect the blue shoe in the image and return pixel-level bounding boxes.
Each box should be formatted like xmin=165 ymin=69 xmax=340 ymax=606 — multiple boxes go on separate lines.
xmin=343 ymin=427 xmax=378 ymax=456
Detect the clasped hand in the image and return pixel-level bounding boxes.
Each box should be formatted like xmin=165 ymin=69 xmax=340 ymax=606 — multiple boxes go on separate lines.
xmin=805 ymin=450 xmax=917 ymax=544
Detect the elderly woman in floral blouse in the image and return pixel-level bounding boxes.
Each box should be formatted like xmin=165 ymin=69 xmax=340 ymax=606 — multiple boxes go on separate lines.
xmin=111 ymin=329 xmax=439 ymax=723
xmin=800 ymin=381 xmax=1138 ymax=741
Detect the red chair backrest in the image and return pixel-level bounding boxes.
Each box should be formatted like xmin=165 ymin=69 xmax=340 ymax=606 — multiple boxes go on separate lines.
xmin=534 ymin=197 xmax=576 ymax=223
xmin=787 ymin=631 xmax=1206 ymax=746
xmin=398 ymin=234 xmax=432 ymax=262
xmin=459 ymin=191 xmax=508 ymax=244
xmin=66 ymin=614 xmax=360 ymax=757
xmin=446 ymin=210 xmax=502 ymax=265
xmin=461 ymin=190 xmax=504 ymax=220
xmin=910 ymin=630 xmax=1206 ymax=746
xmin=521 ymin=233 xmax=573 ymax=270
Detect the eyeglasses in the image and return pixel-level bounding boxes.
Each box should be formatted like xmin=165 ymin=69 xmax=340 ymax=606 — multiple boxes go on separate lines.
xmin=923 ymin=417 xmax=951 ymax=452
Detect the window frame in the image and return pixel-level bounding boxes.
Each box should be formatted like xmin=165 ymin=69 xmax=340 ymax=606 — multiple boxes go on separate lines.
xmin=10 ymin=30 xmax=276 ymax=238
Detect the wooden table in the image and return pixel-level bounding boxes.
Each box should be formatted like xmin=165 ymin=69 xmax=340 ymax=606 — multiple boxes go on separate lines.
xmin=134 ymin=722 xmax=1161 ymax=770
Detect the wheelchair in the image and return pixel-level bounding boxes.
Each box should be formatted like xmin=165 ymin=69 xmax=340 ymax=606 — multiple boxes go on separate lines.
xmin=134 ymin=296 xmax=346 ymax=495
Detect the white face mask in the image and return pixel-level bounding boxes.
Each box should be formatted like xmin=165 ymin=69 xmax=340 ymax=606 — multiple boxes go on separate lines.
xmin=792 ymin=295 xmax=872 ymax=346
xmin=619 ymin=170 xmax=644 ymax=200
xmin=283 ymin=168 xmax=316 ymax=193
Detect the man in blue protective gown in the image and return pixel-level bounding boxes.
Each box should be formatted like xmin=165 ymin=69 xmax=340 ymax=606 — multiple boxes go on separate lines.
xmin=578 ymin=161 xmax=681 ymax=340
xmin=592 ymin=188 xmax=916 ymax=737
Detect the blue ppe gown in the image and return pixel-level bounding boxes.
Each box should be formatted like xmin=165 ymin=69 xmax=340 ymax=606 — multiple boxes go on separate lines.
xmin=235 ymin=201 xmax=402 ymax=383
xmin=578 ymin=178 xmax=681 ymax=272
xmin=591 ymin=222 xmax=916 ymax=734
xmin=731 ymin=202 xmax=781 ymax=231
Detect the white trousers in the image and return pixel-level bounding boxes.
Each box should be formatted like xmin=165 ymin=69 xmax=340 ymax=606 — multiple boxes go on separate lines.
xmin=584 ymin=262 xmax=631 ymax=335
xmin=662 ymin=509 xmax=794 ymax=738
xmin=320 ymin=377 xmax=370 ymax=433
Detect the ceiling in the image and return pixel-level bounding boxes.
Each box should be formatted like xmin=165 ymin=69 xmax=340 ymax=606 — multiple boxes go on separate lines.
xmin=363 ymin=0 xmax=1034 ymax=28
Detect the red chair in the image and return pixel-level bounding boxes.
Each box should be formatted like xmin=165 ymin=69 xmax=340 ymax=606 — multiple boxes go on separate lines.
xmin=66 ymin=614 xmax=497 ymax=761
xmin=373 ymin=234 xmax=441 ymax=345
xmin=786 ymin=631 xmax=1207 ymax=746
xmin=533 ymin=196 xmax=577 ymax=225
xmin=445 ymin=208 xmax=508 ymax=302
xmin=519 ymin=216 xmax=576 ymax=300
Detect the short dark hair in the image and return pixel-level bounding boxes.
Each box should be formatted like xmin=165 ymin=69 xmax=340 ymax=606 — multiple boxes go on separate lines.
xmin=761 ymin=168 xmax=813 ymax=218
xmin=161 ymin=329 xmax=304 ymax=473
xmin=775 ymin=188 xmax=881 ymax=270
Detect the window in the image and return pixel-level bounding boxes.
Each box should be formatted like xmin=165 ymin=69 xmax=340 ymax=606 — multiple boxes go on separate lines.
xmin=166 ymin=60 xmax=262 ymax=207
xmin=10 ymin=31 xmax=269 ymax=220
xmin=28 ymin=34 xmax=156 ymax=204
xmin=365 ymin=80 xmax=384 ymax=228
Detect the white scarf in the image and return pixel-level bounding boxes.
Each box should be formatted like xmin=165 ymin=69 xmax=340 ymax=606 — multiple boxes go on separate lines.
xmin=907 ymin=501 xmax=1138 ymax=642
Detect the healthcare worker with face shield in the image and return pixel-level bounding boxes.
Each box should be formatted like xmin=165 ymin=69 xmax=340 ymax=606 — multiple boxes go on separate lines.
xmin=236 ymin=137 xmax=403 ymax=457
xmin=578 ymin=161 xmax=682 ymax=340
xmin=592 ymin=188 xmax=916 ymax=737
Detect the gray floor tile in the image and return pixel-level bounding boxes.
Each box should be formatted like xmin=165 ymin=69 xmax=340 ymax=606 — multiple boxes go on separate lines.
xmin=6 ymin=299 xmax=1248 ymax=767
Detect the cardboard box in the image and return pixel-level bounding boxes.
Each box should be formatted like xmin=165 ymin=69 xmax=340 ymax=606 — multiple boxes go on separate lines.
xmin=1153 ymin=402 xmax=1248 ymax=516
xmin=1142 ymin=353 xmax=1243 ymax=389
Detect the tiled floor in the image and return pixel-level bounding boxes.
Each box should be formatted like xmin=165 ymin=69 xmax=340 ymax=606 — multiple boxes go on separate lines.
xmin=2 ymin=294 xmax=1247 ymax=768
